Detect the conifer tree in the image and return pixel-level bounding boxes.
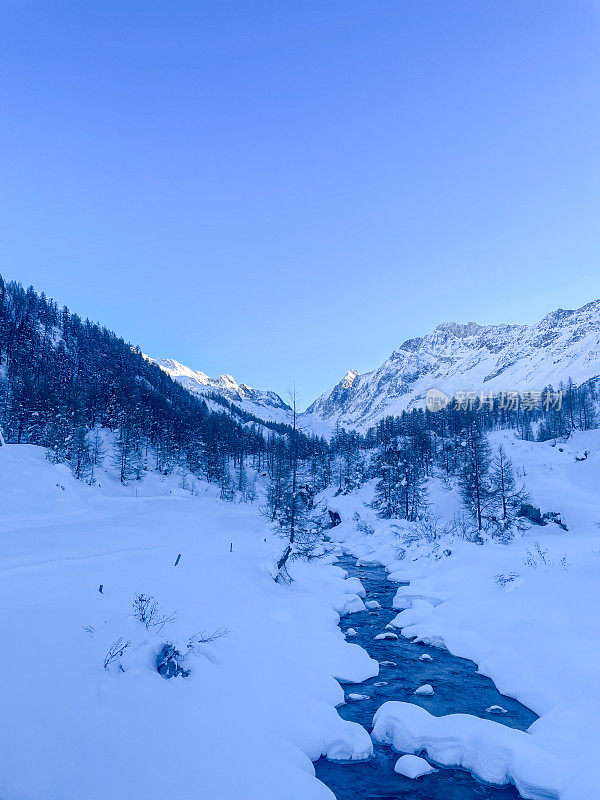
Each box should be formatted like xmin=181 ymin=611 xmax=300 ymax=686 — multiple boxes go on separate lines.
xmin=459 ymin=420 xmax=491 ymax=531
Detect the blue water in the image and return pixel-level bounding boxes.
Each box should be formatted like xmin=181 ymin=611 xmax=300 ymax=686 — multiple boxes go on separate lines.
xmin=315 ymin=556 xmax=537 ymax=799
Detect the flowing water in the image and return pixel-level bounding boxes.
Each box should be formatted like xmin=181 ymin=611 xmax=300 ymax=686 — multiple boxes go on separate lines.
xmin=315 ymin=556 xmax=537 ymax=799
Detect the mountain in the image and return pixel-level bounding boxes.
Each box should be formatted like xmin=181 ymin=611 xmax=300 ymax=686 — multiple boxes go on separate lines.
xmin=146 ymin=357 xmax=292 ymax=425
xmin=0 ymin=276 xmax=294 ymax=486
xmin=302 ymin=300 xmax=600 ymax=434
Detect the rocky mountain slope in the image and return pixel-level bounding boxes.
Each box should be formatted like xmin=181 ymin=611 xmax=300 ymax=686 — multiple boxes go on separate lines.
xmin=301 ymin=300 xmax=600 ymax=434
xmin=145 ymin=357 xmax=292 ymax=425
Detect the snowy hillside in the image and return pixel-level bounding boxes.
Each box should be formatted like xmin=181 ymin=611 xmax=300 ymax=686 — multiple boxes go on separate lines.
xmin=303 ymin=300 xmax=600 ymax=434
xmin=146 ymin=356 xmax=292 ymax=424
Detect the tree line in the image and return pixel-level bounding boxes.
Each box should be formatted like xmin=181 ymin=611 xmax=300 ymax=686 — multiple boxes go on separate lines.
xmin=1 ymin=276 xmax=597 ymax=557
xmin=0 ymin=277 xmax=324 ymax=488
xmin=265 ymin=382 xmax=597 ymax=557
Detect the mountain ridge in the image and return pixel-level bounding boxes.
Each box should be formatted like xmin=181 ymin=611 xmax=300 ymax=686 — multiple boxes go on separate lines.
xmin=149 ymin=299 xmax=600 ymax=436
xmin=302 ymin=298 xmax=600 ymax=434
xmin=145 ymin=357 xmax=293 ymax=425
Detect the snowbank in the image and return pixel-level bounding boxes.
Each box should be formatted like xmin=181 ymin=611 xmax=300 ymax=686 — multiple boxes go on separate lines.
xmin=373 ymin=701 xmax=565 ymax=799
xmin=0 ymin=445 xmax=376 ymax=800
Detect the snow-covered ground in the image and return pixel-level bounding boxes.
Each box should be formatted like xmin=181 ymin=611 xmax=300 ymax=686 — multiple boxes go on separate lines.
xmin=326 ymin=429 xmax=600 ymax=799
xmin=4 ymin=430 xmax=600 ymax=799
xmin=0 ymin=445 xmax=376 ymax=800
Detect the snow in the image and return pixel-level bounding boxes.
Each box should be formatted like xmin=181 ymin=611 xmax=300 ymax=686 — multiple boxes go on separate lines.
xmin=393 ymin=754 xmax=437 ymax=779
xmin=414 ymin=684 xmax=435 ymax=696
xmin=7 ymin=422 xmax=600 ymax=798
xmin=145 ymin=356 xmax=293 ymax=425
xmin=344 ymin=576 xmax=367 ymax=598
xmin=347 ymin=693 xmax=370 ymax=702
xmin=374 ymin=632 xmax=398 ymax=640
xmin=373 ymin=702 xmax=565 ymax=799
xmin=0 ymin=444 xmax=378 ymax=800
xmin=322 ymin=429 xmax=600 ymax=798
xmin=391 ymin=597 xmax=436 ymax=622
xmin=365 ymin=599 xmax=381 ymax=609
xmin=301 ymin=299 xmax=600 ymax=434
xmin=419 ymin=653 xmax=433 ymax=662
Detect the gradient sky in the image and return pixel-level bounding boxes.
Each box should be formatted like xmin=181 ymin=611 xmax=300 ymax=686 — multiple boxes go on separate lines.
xmin=2 ymin=1 xmax=600 ymax=407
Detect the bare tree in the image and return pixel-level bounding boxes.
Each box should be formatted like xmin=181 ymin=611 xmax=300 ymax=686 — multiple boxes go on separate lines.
xmin=276 ymin=386 xmax=299 ymax=575
xmin=490 ymin=445 xmax=530 ymax=520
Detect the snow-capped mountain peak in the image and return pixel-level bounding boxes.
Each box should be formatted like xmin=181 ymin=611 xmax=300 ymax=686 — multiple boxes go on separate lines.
xmin=146 ymin=300 xmax=600 ymax=435
xmin=145 ymin=356 xmax=292 ymax=424
xmin=301 ymin=299 xmax=600 ymax=434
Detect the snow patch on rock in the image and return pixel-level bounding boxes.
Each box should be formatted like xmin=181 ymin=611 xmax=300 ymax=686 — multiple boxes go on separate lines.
xmin=414 ymin=684 xmax=434 ymax=696
xmin=394 ymin=754 xmax=437 ymax=779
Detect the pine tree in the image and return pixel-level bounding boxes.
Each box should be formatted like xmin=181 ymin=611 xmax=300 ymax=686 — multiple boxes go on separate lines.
xmin=373 ymin=439 xmax=427 ymax=521
xmin=113 ymin=421 xmax=136 ymax=484
xmin=266 ymin=440 xmax=289 ymax=521
xmin=459 ymin=421 xmax=491 ymax=531
xmin=90 ymin=429 xmax=107 ymax=466
xmin=489 ymin=444 xmax=530 ymax=540
xmin=70 ymin=425 xmax=95 ymax=484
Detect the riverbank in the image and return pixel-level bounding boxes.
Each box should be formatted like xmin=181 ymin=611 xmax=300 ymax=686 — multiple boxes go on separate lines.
xmin=316 ymin=555 xmax=535 ymax=800
xmin=322 ymin=430 xmax=600 ymax=799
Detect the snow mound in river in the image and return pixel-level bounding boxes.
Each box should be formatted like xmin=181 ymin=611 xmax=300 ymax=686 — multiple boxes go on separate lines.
xmin=373 ymin=701 xmax=565 ymax=800
xmin=394 ymin=754 xmax=437 ymax=778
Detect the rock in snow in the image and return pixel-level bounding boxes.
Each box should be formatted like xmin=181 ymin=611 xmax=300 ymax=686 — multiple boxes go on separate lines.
xmin=394 ymin=754 xmax=437 ymax=779
xmin=414 ymin=684 xmax=434 ymax=696
xmin=373 ymin=681 xmax=389 ymax=687
xmin=375 ymin=632 xmax=398 ymax=640
xmin=379 ymin=660 xmax=397 ymax=666
xmin=347 ymin=693 xmax=370 ymax=702
xmin=156 ymin=644 xmax=190 ymax=679
xmin=345 ymin=628 xmax=358 ymax=637
xmin=486 ymin=705 xmax=508 ymax=714
xmin=365 ymin=600 xmax=381 ymax=609
xmin=419 ymin=653 xmax=433 ymax=662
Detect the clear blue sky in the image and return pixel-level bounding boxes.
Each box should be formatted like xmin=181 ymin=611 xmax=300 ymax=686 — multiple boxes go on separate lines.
xmin=2 ymin=1 xmax=600 ymax=407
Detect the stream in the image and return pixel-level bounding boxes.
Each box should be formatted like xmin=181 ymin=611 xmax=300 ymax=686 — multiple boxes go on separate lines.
xmin=315 ymin=555 xmax=538 ymax=800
